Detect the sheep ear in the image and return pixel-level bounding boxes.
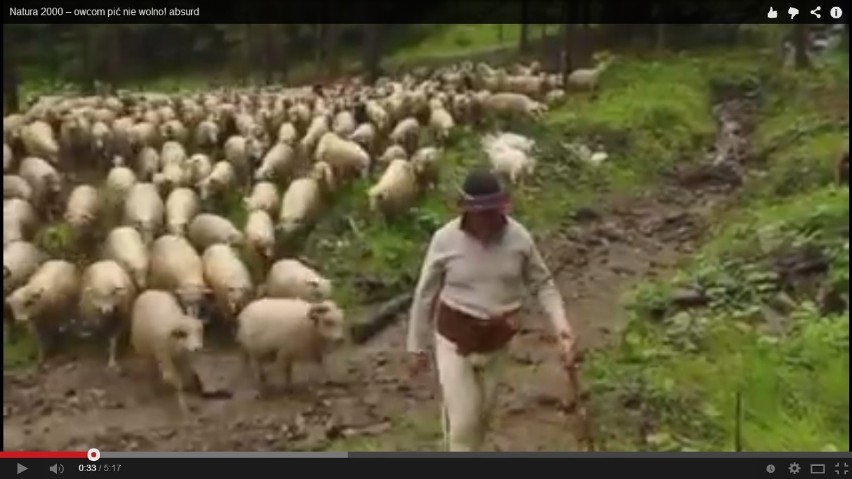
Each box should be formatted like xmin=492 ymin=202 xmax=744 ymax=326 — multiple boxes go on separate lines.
xmin=3 ymin=265 xmax=11 ymax=279
xmin=308 ymin=303 xmax=330 ymax=323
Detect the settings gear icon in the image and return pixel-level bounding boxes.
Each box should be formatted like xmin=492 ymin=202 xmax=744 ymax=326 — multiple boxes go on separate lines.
xmin=789 ymin=463 xmax=801 ymax=474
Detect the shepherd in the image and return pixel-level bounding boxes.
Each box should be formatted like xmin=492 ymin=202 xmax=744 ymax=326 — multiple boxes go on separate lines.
xmin=407 ymin=169 xmax=577 ymax=452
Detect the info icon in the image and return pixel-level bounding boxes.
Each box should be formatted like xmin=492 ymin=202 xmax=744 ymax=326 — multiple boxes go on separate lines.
xmin=87 ymin=448 xmax=100 ymax=462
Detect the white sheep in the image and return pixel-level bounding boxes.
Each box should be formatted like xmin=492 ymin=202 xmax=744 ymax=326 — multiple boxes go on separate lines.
xmin=429 ymin=106 xmax=455 ymax=142
xmin=123 ymin=182 xmax=165 ymax=244
xmin=299 ymin=115 xmax=330 ymax=159
xmin=483 ymin=92 xmax=547 ymax=121
xmin=236 ymin=298 xmax=345 ymax=390
xmin=159 ymin=119 xmax=189 ymax=145
xmin=315 ymin=132 xmax=370 ymax=180
xmin=224 ymin=135 xmax=263 ymax=183
xmin=103 ymin=226 xmax=150 ymax=289
xmin=365 ymin=100 xmax=389 ymax=132
xmin=4 ymin=198 xmax=38 ymax=246
xmin=567 ymin=60 xmax=611 ymax=91
xmin=185 ymin=153 xmax=213 ymax=185
xmin=6 ymin=260 xmax=79 ymax=365
xmin=165 ymin=187 xmax=201 ymax=236
xmin=202 ymin=244 xmax=254 ymax=324
xmin=64 ymin=184 xmax=101 ymax=232
xmin=91 ymin=120 xmax=114 ymax=162
xmin=21 ymin=121 xmax=60 ymax=163
xmin=367 ymin=159 xmax=421 ymax=217
xmin=160 ymin=140 xmax=188 ymax=169
xmin=333 ymin=110 xmax=357 ymax=137
xmin=389 ymin=117 xmax=421 ymax=153
xmin=245 ymin=209 xmax=276 ymax=261
xmin=105 ymin=166 xmax=138 ymax=204
xmin=153 ymin=162 xmax=189 ymax=195
xmin=410 ymin=146 xmax=442 ymax=190
xmin=254 ymin=142 xmax=295 ymax=182
xmin=18 ymin=156 xmax=62 ymax=214
xmin=194 ymin=119 xmax=220 ymax=152
xmin=244 ymin=181 xmax=280 ymax=216
xmin=128 ymin=121 xmax=160 ymax=151
xmin=377 ymin=144 xmax=408 ymax=167
xmin=149 ymin=235 xmax=209 ymax=318
xmin=278 ymin=173 xmax=327 ymax=237
xmin=135 ymin=146 xmax=160 ymax=181
xmin=78 ymin=260 xmax=137 ymax=369
xmin=130 ymin=289 xmax=205 ymax=413
xmin=262 ymin=258 xmax=332 ymax=301
xmin=4 ymin=175 xmax=33 ymax=202
xmin=198 ymin=161 xmax=236 ymax=202
xmin=349 ymin=123 xmax=377 ymax=155
xmin=187 ymin=213 xmax=244 ymax=251
xmin=484 ymin=139 xmax=536 ymax=185
xmin=3 ymin=143 xmax=12 ymax=172
xmin=277 ymin=122 xmax=298 ymax=146
xmin=3 ymin=241 xmax=47 ymax=297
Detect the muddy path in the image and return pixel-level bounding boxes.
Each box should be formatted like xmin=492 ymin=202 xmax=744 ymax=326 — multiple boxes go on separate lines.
xmin=3 ymin=98 xmax=754 ymax=453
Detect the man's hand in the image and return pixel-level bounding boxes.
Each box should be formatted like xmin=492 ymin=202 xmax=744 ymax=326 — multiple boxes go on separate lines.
xmin=408 ymin=351 xmax=430 ymax=377
xmin=557 ymin=329 xmax=577 ymax=370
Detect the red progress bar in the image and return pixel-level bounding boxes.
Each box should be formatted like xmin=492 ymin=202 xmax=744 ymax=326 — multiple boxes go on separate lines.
xmin=0 ymin=451 xmax=88 ymax=459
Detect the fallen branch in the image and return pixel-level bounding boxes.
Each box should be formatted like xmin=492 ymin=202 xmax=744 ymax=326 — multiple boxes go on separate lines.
xmin=349 ymin=292 xmax=414 ymax=345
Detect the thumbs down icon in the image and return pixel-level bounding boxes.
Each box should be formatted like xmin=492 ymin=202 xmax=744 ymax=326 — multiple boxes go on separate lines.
xmin=788 ymin=7 xmax=799 ymax=18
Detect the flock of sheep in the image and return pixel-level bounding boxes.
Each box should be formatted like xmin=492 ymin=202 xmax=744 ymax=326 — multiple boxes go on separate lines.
xmin=3 ymin=58 xmax=610 ymax=413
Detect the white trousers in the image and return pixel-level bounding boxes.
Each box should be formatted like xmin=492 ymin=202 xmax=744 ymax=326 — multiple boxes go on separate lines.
xmin=434 ymin=332 xmax=505 ymax=452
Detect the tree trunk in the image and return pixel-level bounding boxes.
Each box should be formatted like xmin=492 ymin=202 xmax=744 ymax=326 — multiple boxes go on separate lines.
xmin=3 ymin=27 xmax=20 ymax=113
xmin=561 ymin=2 xmax=573 ymax=88
xmin=314 ymin=24 xmax=324 ymax=66
xmin=519 ymin=1 xmax=530 ymax=53
xmin=262 ymin=24 xmax=274 ymax=85
xmin=106 ymin=25 xmax=122 ymax=90
xmin=363 ymin=24 xmax=382 ymax=85
xmin=655 ymin=24 xmax=666 ymax=51
xmin=79 ymin=26 xmax=97 ymax=94
xmin=242 ymin=24 xmax=253 ymax=85
xmin=576 ymin=0 xmax=593 ymax=69
xmin=325 ymin=24 xmax=340 ymax=81
xmin=793 ymin=24 xmax=811 ymax=69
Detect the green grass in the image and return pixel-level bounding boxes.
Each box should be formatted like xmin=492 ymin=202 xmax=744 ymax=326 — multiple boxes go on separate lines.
xmin=388 ymin=24 xmax=524 ymax=63
xmin=585 ymin=47 xmax=850 ymax=452
xmin=3 ymin=333 xmax=39 ymax=370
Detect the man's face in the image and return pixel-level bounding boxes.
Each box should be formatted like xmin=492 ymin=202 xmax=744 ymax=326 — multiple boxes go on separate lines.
xmin=463 ymin=209 xmax=506 ymax=241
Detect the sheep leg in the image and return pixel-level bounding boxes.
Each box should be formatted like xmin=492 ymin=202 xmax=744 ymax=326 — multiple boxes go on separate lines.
xmin=279 ymin=355 xmax=294 ymax=391
xmin=107 ymin=334 xmax=120 ymax=371
xmin=3 ymin=312 xmax=16 ymax=344
xmin=244 ymin=352 xmax=269 ymax=391
xmin=27 ymin=321 xmax=48 ymax=368
xmin=156 ymin=351 xmax=189 ymax=414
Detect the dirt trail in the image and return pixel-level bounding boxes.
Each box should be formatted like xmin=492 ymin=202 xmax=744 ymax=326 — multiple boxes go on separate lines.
xmin=3 ymin=98 xmax=753 ymax=452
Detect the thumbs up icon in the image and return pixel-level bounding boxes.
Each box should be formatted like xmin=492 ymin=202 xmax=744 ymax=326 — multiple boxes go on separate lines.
xmin=768 ymin=6 xmax=778 ymax=18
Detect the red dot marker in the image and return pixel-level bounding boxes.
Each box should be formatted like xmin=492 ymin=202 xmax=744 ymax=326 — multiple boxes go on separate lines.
xmin=88 ymin=448 xmax=100 ymax=462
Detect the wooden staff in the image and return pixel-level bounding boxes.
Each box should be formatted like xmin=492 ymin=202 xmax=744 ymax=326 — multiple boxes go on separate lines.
xmin=566 ymin=363 xmax=597 ymax=452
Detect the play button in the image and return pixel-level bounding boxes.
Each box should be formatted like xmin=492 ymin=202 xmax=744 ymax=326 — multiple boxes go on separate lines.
xmin=17 ymin=463 xmax=27 ymax=474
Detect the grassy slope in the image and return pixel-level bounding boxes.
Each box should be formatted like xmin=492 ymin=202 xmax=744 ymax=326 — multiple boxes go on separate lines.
xmin=586 ymin=50 xmax=849 ymax=452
